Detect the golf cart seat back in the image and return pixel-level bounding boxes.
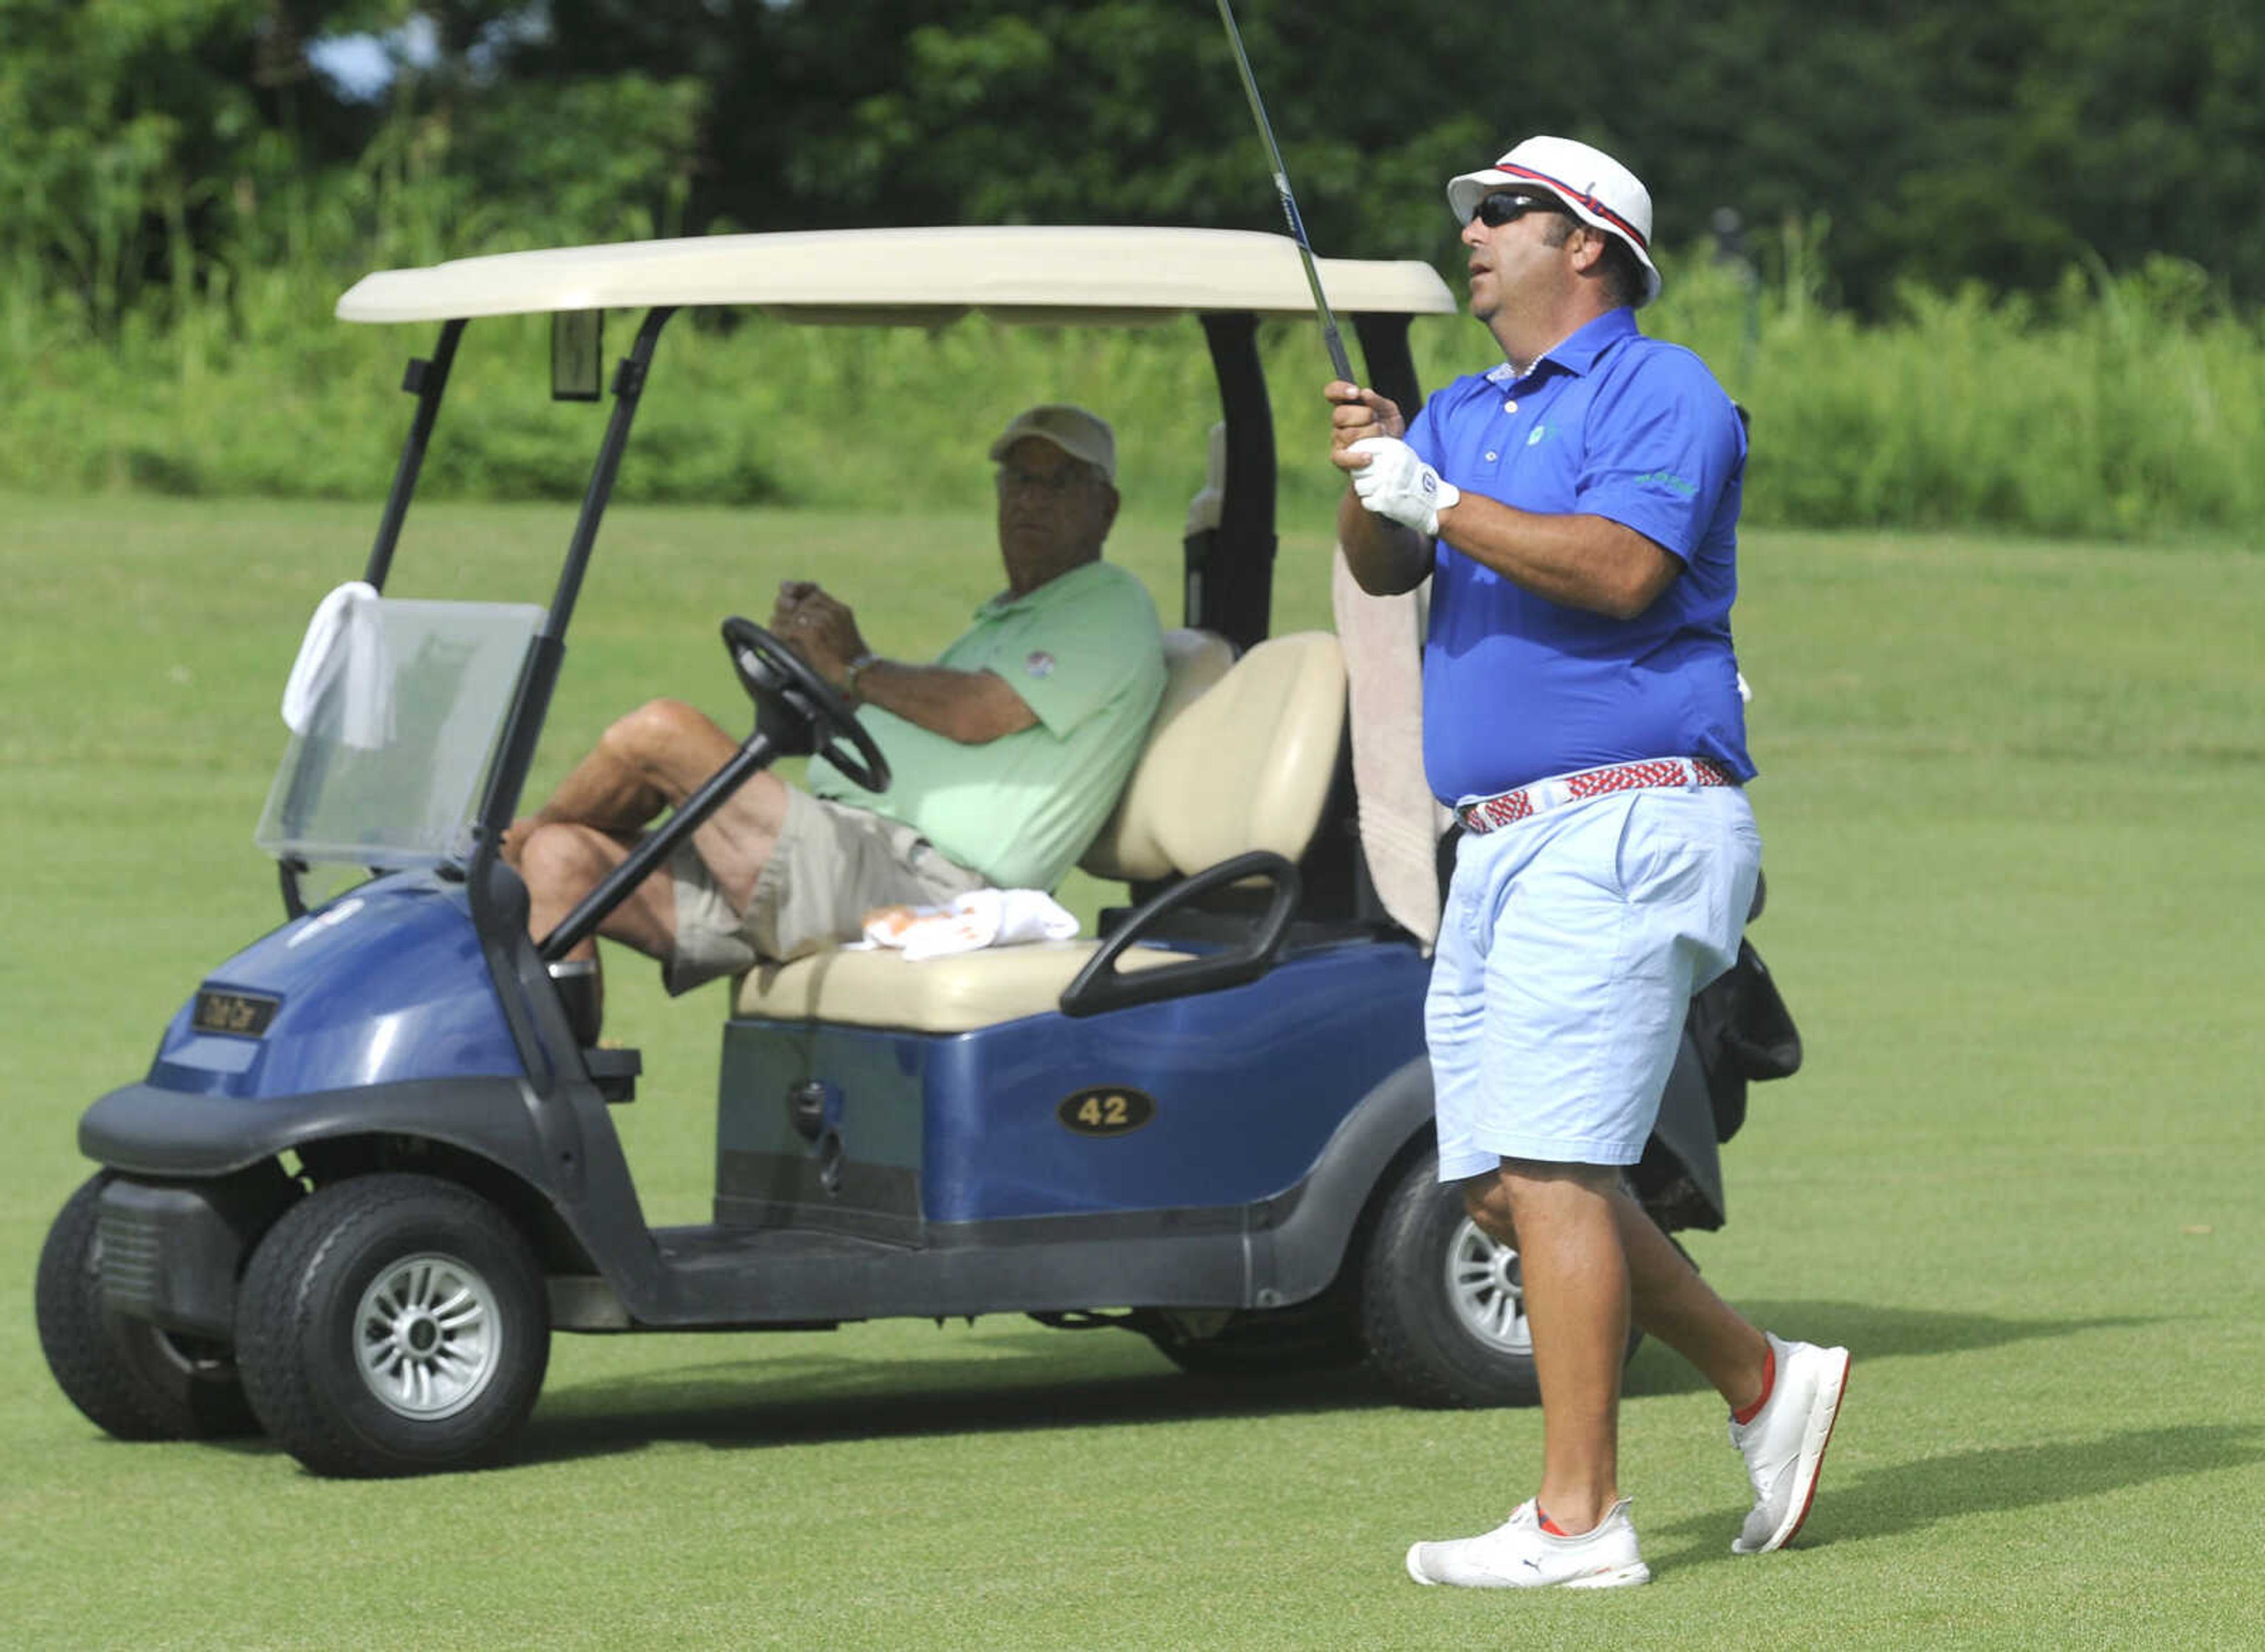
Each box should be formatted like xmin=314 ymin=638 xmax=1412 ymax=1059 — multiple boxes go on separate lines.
xmin=1081 ymin=629 xmax=1344 ymax=881
xmin=731 ymin=630 xmax=1348 ymax=1033
xmin=1078 ymin=626 xmax=1236 ymax=881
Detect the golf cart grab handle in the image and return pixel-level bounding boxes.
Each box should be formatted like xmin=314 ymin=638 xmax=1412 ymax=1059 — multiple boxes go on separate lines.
xmin=1058 ymin=850 xmax=1301 ymax=1019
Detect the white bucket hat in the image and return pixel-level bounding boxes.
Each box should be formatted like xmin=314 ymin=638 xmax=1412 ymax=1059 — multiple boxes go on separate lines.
xmin=1446 ymin=135 xmax=1662 ymax=307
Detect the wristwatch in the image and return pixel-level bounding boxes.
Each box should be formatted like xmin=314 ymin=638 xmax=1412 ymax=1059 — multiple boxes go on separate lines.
xmin=843 ymin=652 xmax=878 ymax=700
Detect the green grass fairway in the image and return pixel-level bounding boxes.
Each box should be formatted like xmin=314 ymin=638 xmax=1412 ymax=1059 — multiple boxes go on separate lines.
xmin=3 ymin=494 xmax=2260 ymax=1648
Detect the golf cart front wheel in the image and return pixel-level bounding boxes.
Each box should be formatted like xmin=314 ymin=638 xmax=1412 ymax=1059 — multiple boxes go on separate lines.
xmin=1358 ymin=1149 xmax=1643 ymax=1408
xmin=35 ymin=1173 xmax=260 ymax=1441
xmin=235 ymin=1174 xmax=550 ymax=1477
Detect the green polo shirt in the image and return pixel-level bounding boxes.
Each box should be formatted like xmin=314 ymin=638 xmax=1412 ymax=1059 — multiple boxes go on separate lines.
xmin=809 ymin=560 xmax=1167 ymax=892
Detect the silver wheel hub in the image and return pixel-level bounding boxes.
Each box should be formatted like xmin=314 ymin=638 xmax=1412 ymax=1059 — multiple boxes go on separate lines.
xmin=1445 ymin=1218 xmax=1531 ymax=1355
xmin=354 ymin=1253 xmax=501 ymax=1420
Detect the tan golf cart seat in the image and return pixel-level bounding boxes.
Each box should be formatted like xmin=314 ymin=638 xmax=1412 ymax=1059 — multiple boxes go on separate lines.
xmin=731 ymin=627 xmax=1347 ymax=1032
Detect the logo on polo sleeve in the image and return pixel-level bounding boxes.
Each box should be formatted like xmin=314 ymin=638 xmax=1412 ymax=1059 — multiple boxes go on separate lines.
xmin=1025 ymin=650 xmax=1056 ymax=679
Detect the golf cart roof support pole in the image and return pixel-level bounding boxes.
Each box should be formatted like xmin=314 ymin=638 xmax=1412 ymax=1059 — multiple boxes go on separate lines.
xmin=473 ymin=305 xmax=678 ymax=854
xmin=460 ymin=305 xmax=677 ymax=1080
xmin=1197 ymin=311 xmax=1278 ymax=653
xmin=539 ymin=306 xmax=678 ymax=646
xmin=362 ymin=318 xmax=467 ymax=592
xmin=1350 ymin=313 xmax=1426 ymax=426
xmin=537 ymin=732 xmax=779 ymax=963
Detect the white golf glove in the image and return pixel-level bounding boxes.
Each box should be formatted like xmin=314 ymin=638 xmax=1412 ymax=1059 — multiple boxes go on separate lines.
xmin=1348 ymin=436 xmax=1460 ymax=537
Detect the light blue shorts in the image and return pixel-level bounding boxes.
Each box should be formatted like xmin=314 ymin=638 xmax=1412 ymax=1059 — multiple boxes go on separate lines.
xmin=1427 ymin=781 xmax=1762 ymax=1180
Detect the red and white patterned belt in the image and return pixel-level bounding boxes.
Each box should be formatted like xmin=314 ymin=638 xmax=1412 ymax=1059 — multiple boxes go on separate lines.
xmin=1456 ymin=757 xmax=1739 ymax=835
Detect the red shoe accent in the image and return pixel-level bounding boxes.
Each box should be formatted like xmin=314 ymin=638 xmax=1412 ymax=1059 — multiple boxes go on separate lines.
xmin=1537 ymin=1508 xmax=1570 ymax=1537
xmin=1732 ymin=1340 xmax=1777 ymax=1426
xmin=1775 ymin=1361 xmax=1851 ymax=1550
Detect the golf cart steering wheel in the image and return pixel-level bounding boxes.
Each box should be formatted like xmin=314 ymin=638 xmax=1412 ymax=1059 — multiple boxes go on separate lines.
xmin=720 ymin=616 xmax=892 ymax=794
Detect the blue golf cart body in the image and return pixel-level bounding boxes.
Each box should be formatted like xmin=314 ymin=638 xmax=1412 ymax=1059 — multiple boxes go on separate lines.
xmin=40 ymin=228 xmax=1797 ymax=1476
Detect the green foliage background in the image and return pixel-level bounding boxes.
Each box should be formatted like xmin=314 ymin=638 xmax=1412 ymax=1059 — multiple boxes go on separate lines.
xmin=5 ymin=0 xmax=2265 ymax=540
xmin=9 ymin=244 xmax=2264 ymax=543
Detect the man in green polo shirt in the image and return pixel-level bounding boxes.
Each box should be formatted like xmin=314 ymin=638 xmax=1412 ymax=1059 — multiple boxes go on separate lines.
xmin=505 ymin=405 xmax=1167 ymax=1037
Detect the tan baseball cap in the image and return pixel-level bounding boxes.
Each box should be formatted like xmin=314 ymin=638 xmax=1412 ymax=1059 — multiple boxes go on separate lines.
xmin=989 ymin=403 xmax=1116 ymax=482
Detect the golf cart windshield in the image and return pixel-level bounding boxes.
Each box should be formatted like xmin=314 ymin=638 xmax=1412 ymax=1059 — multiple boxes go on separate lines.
xmin=255 ymin=599 xmax=544 ymax=868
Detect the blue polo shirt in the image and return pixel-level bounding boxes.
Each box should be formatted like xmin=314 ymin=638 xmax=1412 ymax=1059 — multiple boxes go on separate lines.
xmin=1406 ymin=307 xmax=1754 ymax=803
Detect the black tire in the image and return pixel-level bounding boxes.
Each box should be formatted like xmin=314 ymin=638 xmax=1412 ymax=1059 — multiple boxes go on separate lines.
xmin=1358 ymin=1149 xmax=1642 ymax=1408
xmin=35 ymin=1173 xmax=261 ymax=1441
xmin=235 ymin=1174 xmax=550 ymax=1478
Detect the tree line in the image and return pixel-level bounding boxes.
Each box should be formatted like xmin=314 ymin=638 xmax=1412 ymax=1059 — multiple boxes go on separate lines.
xmin=6 ymin=0 xmax=2261 ymax=337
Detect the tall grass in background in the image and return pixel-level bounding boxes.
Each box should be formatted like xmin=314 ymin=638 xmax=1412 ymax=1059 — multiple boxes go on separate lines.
xmin=6 ymin=196 xmax=2263 ymax=543
xmin=1676 ymin=232 xmax=2265 ymax=540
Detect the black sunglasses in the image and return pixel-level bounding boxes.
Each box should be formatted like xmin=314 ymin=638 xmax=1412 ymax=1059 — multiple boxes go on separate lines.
xmin=1473 ymin=189 xmax=1569 ymax=228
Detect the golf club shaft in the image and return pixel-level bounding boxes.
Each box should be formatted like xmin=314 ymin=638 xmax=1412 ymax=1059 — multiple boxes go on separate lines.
xmin=1214 ymin=0 xmax=1356 ymax=385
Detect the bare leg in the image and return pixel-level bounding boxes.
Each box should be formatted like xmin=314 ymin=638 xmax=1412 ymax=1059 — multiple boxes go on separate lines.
xmin=509 ymin=697 xmax=795 ymax=918
xmin=512 ymin=822 xmax=677 ymax=1042
xmin=507 ymin=701 xmax=803 ymax=1043
xmin=503 ymin=724 xmax=670 ymax=862
xmin=517 ymin=825 xmax=675 ymax=961
xmin=505 ymin=699 xmax=790 ymax=878
xmin=1617 ymin=1190 xmax=1771 ymax=1413
xmin=1467 ymin=1169 xmax=1773 ymax=1430
xmin=1495 ymin=1160 xmax=1629 ymax=1535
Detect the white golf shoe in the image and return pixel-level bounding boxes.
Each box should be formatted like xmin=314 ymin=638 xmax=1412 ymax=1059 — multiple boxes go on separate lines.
xmin=1406 ymin=1497 xmax=1651 ymax=1589
xmin=1728 ymin=1332 xmax=1851 ymax=1554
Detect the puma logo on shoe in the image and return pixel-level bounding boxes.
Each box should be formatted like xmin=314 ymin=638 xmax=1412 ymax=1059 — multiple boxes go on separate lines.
xmin=1406 ymin=1498 xmax=1650 ymax=1589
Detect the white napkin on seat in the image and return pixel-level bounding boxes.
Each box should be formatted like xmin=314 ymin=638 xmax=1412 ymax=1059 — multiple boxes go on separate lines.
xmin=862 ymin=889 xmax=1081 ymax=962
xmin=281 ymin=581 xmax=395 ymax=751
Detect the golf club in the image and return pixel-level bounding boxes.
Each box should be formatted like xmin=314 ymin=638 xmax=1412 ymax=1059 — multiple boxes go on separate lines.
xmin=1214 ymin=0 xmax=1356 ymax=385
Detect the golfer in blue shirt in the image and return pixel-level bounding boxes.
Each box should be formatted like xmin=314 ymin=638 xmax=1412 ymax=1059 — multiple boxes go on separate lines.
xmin=1328 ymin=135 xmax=1850 ymax=1590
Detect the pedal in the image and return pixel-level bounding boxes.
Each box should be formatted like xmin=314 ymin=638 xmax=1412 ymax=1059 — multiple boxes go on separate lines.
xmin=581 ymin=1045 xmax=642 ymax=1103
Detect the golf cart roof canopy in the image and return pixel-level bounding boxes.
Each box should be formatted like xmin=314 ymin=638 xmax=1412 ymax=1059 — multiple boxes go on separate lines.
xmin=336 ymin=225 xmax=1456 ymax=326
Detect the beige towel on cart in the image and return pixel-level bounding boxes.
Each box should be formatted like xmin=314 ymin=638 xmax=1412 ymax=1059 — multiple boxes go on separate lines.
xmin=1331 ymin=549 xmax=1452 ymax=950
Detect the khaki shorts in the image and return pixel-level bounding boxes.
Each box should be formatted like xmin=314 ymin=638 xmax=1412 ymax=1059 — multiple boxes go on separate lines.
xmin=664 ymin=787 xmax=987 ymax=995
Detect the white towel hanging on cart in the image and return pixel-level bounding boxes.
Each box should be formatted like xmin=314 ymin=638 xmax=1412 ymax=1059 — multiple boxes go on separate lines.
xmin=280 ymin=581 xmax=396 ymax=751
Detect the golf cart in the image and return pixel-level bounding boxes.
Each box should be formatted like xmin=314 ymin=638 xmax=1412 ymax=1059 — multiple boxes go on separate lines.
xmin=37 ymin=227 xmax=1801 ymax=1477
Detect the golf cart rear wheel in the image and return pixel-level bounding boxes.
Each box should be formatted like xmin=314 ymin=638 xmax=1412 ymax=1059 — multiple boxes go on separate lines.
xmin=35 ymin=1173 xmax=260 ymax=1441
xmin=1358 ymin=1149 xmax=1643 ymax=1408
xmin=235 ymin=1174 xmax=549 ymax=1478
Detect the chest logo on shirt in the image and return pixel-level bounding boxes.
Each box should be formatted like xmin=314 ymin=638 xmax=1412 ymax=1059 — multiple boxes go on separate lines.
xmin=1527 ymin=424 xmax=1550 ymax=446
xmin=1025 ymin=649 xmax=1057 ymax=679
